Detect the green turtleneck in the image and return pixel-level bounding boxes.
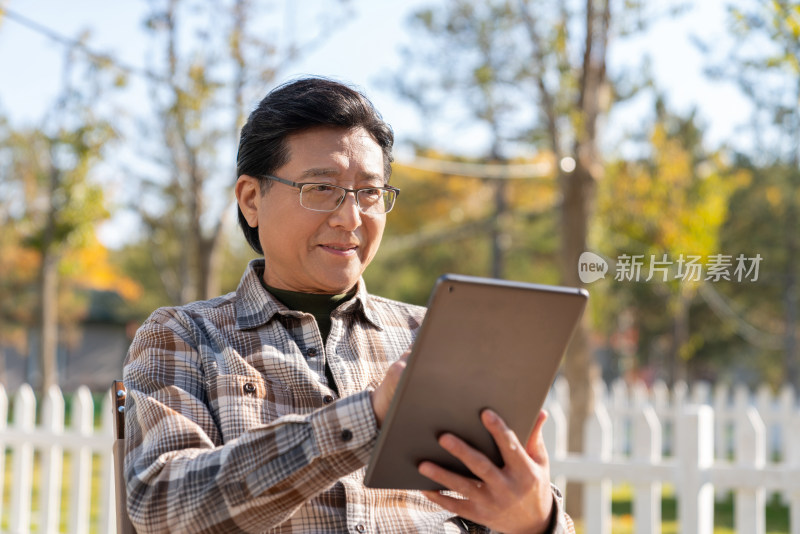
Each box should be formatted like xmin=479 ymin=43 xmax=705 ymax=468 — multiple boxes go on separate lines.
xmin=265 ymin=285 xmax=356 ymax=341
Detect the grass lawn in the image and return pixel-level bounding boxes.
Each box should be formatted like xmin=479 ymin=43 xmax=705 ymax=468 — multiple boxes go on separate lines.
xmin=569 ymin=483 xmax=791 ymax=534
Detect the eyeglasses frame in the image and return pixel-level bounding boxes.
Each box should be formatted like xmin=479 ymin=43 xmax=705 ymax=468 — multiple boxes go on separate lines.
xmin=256 ymin=174 xmax=400 ymax=214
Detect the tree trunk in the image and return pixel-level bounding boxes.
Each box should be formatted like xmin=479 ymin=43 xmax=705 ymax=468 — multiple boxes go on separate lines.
xmin=37 ymin=166 xmax=61 ymax=392
xmin=38 ymin=250 xmax=59 ymax=392
xmin=561 ymin=0 xmax=609 ymax=517
xmin=201 ymin=225 xmax=226 ymax=300
xmin=560 ymin=162 xmax=600 ymax=518
xmin=671 ymin=291 xmax=690 ymax=384
xmin=491 ymin=180 xmax=509 ymax=279
xmin=784 ymin=192 xmax=798 ymax=387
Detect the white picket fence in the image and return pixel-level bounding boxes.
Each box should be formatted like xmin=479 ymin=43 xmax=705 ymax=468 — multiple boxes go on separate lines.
xmin=0 ymin=384 xmax=116 ymax=534
xmin=543 ymin=376 xmax=800 ymax=534
xmin=2 ymin=378 xmax=800 ymax=534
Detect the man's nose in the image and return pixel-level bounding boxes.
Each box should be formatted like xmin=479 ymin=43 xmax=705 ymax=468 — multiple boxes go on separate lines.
xmin=328 ymin=191 xmax=362 ymax=230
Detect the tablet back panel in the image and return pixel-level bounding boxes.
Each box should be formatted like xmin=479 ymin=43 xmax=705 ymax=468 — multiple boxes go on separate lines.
xmin=364 ymin=274 xmax=588 ymax=490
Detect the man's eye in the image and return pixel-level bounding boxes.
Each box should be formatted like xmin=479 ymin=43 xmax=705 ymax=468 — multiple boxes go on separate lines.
xmin=308 ymin=184 xmax=337 ymax=193
xmin=359 ymin=188 xmax=381 ymax=198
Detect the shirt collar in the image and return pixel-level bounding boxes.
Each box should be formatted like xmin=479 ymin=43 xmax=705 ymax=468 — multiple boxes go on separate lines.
xmin=234 ymin=259 xmax=383 ymax=331
xmin=334 ymin=275 xmax=383 ymax=330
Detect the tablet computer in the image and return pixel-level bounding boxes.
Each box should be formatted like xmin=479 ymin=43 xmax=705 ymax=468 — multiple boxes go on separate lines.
xmin=364 ymin=274 xmax=588 ymax=490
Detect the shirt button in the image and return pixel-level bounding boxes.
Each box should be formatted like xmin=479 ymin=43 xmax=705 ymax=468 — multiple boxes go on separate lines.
xmin=306 ymin=347 xmax=318 ymax=357
xmin=341 ymin=429 xmax=353 ymax=442
xmin=355 ymin=523 xmax=366 ymax=533
xmin=243 ymin=383 xmax=256 ymax=395
xmin=323 ymin=394 xmax=334 ymax=404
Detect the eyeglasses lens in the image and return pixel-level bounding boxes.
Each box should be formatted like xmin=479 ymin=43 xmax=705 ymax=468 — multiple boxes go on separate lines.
xmin=300 ymin=185 xmax=395 ymax=214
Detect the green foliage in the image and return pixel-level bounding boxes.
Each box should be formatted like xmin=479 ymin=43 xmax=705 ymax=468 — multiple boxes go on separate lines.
xmin=592 ymin=103 xmax=749 ymax=380
xmin=6 ymin=126 xmax=111 ymax=253
xmin=708 ymin=0 xmax=800 ymax=385
xmin=0 ymin=117 xmax=120 ymax=349
xmin=583 ymin=0 xmax=800 ymax=385
xmin=711 ymin=160 xmax=799 ymax=385
xmin=365 ymin=155 xmax=560 ymax=304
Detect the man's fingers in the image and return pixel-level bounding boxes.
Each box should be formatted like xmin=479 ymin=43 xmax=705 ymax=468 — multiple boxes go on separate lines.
xmin=371 ymin=352 xmax=410 ymax=427
xmin=435 ymin=432 xmax=507 ymax=488
xmin=418 ymin=460 xmax=488 ymax=503
xmin=480 ymin=409 xmax=530 ymax=472
xmin=386 ymin=357 xmax=407 ymax=380
xmin=420 ymin=411 xmax=556 ymax=532
xmin=525 ymin=410 xmax=549 ymax=465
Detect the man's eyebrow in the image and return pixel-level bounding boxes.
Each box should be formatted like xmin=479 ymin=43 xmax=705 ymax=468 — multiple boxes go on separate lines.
xmin=357 ymin=171 xmax=385 ymax=183
xmin=300 ymin=168 xmax=339 ymax=178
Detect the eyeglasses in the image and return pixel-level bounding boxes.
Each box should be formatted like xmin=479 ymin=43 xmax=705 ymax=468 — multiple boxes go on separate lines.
xmin=259 ymin=174 xmax=400 ymax=214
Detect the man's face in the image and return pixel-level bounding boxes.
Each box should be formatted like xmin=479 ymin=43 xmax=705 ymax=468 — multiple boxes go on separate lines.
xmin=237 ymin=126 xmax=387 ymax=294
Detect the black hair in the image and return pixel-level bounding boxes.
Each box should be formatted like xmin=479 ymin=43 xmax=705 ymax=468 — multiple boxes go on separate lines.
xmin=236 ymin=76 xmax=394 ymax=254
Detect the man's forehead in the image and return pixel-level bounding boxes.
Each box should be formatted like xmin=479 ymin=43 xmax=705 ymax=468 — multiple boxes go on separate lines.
xmin=280 ymin=127 xmax=388 ymax=182
xmin=285 ymin=125 xmax=377 ymax=147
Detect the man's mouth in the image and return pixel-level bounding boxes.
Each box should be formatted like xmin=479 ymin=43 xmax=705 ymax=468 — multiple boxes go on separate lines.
xmin=321 ymin=243 xmax=358 ymax=252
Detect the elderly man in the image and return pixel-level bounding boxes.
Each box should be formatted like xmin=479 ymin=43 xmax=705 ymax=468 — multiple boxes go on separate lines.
xmin=123 ymin=77 xmax=573 ymax=533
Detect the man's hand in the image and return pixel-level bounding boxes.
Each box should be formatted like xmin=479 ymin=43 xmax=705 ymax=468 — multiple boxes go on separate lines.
xmin=418 ymin=409 xmax=555 ymax=534
xmin=370 ymin=351 xmax=410 ymax=427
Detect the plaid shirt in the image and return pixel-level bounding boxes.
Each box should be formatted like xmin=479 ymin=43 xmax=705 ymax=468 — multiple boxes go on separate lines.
xmin=124 ymin=259 xmax=572 ymax=533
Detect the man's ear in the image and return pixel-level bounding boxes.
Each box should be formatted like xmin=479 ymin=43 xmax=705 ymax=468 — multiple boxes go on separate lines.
xmin=235 ymin=175 xmax=261 ymax=228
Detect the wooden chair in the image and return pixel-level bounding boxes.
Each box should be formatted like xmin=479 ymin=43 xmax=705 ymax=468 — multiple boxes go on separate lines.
xmin=112 ymin=380 xmax=136 ymax=534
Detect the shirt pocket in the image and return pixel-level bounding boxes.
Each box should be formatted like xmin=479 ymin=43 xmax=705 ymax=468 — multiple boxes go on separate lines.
xmin=214 ymin=374 xmax=294 ymax=441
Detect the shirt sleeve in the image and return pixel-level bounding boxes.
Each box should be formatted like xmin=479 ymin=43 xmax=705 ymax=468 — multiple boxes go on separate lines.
xmin=545 ymin=484 xmax=576 ymax=534
xmin=123 ymin=313 xmax=378 ymax=534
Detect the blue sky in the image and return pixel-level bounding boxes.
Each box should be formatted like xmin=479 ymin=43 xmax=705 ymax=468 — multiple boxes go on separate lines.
xmin=0 ymin=1 xmax=431 ymax=148
xmin=1 ymin=0 xmax=751 ymax=152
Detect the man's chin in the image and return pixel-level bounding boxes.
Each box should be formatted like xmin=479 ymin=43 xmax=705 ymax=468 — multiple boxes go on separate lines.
xmin=310 ymin=261 xmax=365 ymax=294
xmin=310 ymin=275 xmax=360 ymax=295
